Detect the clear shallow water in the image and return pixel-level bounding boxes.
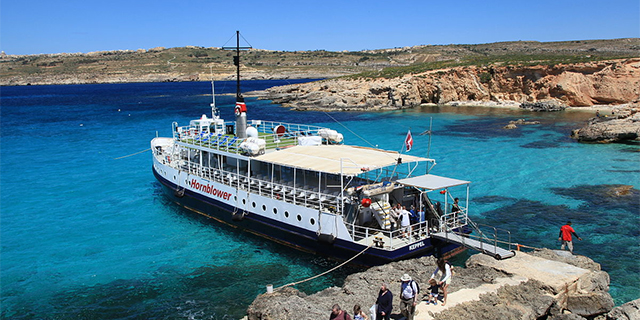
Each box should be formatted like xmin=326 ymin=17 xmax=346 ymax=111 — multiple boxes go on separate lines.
xmin=1 ymin=81 xmax=638 ymax=319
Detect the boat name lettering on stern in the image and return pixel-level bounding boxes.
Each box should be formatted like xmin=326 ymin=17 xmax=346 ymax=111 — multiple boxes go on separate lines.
xmin=409 ymin=241 xmax=425 ymax=251
xmin=190 ymin=179 xmax=232 ymax=200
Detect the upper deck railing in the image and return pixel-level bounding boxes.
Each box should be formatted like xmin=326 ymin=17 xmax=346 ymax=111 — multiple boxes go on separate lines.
xmin=173 ymin=119 xmax=333 ymax=156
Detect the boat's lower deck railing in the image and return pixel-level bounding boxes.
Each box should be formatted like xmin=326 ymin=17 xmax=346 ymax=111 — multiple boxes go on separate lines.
xmin=346 ymin=221 xmax=432 ymax=250
xmin=179 ymin=161 xmax=344 ymax=215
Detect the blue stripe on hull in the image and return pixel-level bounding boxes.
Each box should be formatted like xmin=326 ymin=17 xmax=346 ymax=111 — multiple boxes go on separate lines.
xmin=152 ymin=166 xmax=464 ymax=267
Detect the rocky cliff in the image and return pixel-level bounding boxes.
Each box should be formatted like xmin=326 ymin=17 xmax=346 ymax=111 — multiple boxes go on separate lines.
xmin=246 ymin=250 xmax=634 ymax=320
xmin=258 ymin=58 xmax=640 ymax=110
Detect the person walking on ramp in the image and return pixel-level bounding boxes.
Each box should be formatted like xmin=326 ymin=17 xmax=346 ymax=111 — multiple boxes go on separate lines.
xmin=559 ymin=221 xmax=582 ymax=253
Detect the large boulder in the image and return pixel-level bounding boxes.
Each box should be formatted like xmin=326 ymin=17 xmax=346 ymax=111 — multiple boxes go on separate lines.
xmin=606 ymin=298 xmax=640 ymax=320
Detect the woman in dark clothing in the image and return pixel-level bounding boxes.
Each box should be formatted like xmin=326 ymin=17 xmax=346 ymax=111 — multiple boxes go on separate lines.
xmin=376 ymin=283 xmax=393 ymax=320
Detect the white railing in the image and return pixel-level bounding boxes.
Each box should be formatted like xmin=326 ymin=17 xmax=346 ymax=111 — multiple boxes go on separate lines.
xmin=346 ymin=220 xmax=430 ymax=250
xmin=173 ymin=120 xmax=332 ymax=155
xmin=179 ymin=161 xmax=344 ymax=215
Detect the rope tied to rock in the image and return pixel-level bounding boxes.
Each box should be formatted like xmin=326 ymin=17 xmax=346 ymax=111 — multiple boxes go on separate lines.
xmin=273 ymin=242 xmax=375 ymax=292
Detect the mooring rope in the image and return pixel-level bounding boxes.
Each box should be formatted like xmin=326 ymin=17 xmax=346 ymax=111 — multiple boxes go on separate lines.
xmin=113 ymin=148 xmax=150 ymax=160
xmin=273 ymin=242 xmax=374 ymax=291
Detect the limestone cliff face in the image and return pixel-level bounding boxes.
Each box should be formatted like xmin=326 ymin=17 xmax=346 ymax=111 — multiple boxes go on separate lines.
xmin=261 ymin=59 xmax=640 ymax=110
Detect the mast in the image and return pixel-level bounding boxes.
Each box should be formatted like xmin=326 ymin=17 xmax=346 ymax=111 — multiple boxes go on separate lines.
xmin=210 ymin=66 xmax=218 ymax=119
xmin=223 ymin=30 xmax=252 ymax=138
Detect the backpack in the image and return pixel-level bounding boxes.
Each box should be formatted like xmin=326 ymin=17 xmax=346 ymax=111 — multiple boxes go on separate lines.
xmin=410 ymin=280 xmax=420 ymax=296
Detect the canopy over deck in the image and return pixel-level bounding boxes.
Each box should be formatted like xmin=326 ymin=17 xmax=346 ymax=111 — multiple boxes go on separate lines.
xmin=397 ymin=174 xmax=470 ymax=190
xmin=255 ymin=145 xmax=431 ymax=176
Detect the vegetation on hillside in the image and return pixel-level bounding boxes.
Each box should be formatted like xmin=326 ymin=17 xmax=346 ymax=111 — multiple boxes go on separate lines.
xmin=0 ymin=38 xmax=637 ymax=84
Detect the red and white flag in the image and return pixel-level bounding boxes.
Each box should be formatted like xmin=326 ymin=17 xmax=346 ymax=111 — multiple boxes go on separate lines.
xmin=405 ymin=130 xmax=413 ymax=152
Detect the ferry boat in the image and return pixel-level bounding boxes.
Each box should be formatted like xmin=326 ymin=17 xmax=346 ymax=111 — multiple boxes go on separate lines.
xmin=150 ymin=32 xmax=515 ymax=266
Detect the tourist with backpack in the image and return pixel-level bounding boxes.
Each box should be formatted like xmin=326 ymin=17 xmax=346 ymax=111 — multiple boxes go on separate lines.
xmin=399 ymin=274 xmax=419 ymax=320
xmin=330 ymin=304 xmax=352 ymax=320
xmin=430 ymin=258 xmax=452 ymax=306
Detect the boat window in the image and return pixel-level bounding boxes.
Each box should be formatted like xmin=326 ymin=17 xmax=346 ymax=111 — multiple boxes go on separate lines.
xmin=273 ymin=208 xmax=278 ymax=215
xmin=310 ymin=218 xmax=315 ymax=225
xmin=262 ymin=204 xmax=266 ymax=211
xmin=296 ymin=215 xmax=302 ymax=222
xmin=284 ymin=211 xmax=289 ymax=218
xmin=252 ymin=202 xmax=256 ymax=208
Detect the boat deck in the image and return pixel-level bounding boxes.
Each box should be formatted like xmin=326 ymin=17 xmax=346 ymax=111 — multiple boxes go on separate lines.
xmin=351 ymin=222 xmax=433 ymax=250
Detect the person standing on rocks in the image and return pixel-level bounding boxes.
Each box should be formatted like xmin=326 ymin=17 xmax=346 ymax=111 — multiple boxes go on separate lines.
xmin=375 ymin=283 xmax=393 ymax=320
xmin=559 ymin=221 xmax=582 ymax=253
xmin=430 ymin=258 xmax=452 ymax=306
xmin=399 ymin=274 xmax=418 ymax=320
xmin=353 ymin=304 xmax=368 ymax=320
xmin=330 ymin=304 xmax=352 ymax=320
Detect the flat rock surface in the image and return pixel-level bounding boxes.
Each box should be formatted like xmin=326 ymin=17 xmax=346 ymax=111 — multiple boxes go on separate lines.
xmin=466 ymin=251 xmax=590 ymax=294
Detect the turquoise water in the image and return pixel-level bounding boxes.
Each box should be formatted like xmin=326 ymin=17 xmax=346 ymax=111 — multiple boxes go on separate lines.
xmin=1 ymin=81 xmax=638 ymax=319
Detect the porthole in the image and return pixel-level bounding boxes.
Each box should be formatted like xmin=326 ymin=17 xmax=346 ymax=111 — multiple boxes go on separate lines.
xmin=252 ymin=202 xmax=256 ymax=208
xmin=296 ymin=215 xmax=302 ymax=222
xmin=234 ymin=196 xmax=237 ymax=202
xmin=273 ymin=208 xmax=278 ymax=214
xmin=262 ymin=204 xmax=267 ymax=211
xmin=242 ymin=199 xmax=246 ymax=205
xmin=284 ymin=211 xmax=289 ymax=218
xmin=310 ymin=218 xmax=316 ymax=225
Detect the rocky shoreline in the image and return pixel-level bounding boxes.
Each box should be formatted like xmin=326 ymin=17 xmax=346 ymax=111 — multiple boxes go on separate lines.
xmin=245 ymin=250 xmax=638 ymax=320
xmin=255 ymin=59 xmax=640 ymax=111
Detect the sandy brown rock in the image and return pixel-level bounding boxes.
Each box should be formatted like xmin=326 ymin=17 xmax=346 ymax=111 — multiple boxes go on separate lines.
xmin=246 ymin=252 xmax=619 ymax=320
xmin=606 ymin=298 xmax=640 ymax=320
xmin=259 ymin=59 xmax=640 ymax=110
xmin=570 ymin=108 xmax=640 ymax=142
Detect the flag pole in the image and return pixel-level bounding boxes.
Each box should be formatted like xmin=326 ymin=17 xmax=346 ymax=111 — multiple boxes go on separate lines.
xmin=427 ymin=117 xmax=433 ymax=158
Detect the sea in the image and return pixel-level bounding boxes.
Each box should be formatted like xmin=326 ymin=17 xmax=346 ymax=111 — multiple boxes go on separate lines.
xmin=1 ymin=80 xmax=638 ymax=319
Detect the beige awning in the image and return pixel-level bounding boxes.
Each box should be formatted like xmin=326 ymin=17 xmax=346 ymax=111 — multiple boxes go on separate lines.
xmin=254 ymin=145 xmax=431 ymax=175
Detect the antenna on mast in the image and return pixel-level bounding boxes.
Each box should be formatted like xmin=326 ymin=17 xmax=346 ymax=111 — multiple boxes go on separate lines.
xmin=222 ymin=31 xmax=252 ymax=101
xmin=222 ymin=31 xmax=252 ymax=138
xmin=209 ymin=65 xmax=218 ymax=119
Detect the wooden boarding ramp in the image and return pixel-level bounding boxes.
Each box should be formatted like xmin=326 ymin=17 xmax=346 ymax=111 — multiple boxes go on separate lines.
xmin=432 ymin=231 xmax=516 ymax=260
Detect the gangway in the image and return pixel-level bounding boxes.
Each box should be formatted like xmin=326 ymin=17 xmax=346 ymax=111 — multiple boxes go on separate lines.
xmin=432 ymin=231 xmax=516 ymax=260
xmin=396 ymin=174 xmax=516 ymax=260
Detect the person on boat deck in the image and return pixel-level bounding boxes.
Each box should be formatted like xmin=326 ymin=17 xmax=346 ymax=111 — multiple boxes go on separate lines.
xmin=399 ymin=206 xmax=411 ymax=238
xmin=330 ymin=304 xmax=352 ymax=320
xmin=375 ymin=283 xmax=393 ymax=320
xmin=389 ymin=203 xmax=401 ymax=229
xmin=451 ymin=198 xmax=461 ymax=213
xmin=409 ymin=205 xmax=420 ymax=224
xmin=559 ymin=221 xmax=582 ymax=253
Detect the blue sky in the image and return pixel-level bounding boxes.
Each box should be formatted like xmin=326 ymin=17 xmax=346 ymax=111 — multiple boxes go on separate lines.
xmin=1 ymin=0 xmax=638 ymax=55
